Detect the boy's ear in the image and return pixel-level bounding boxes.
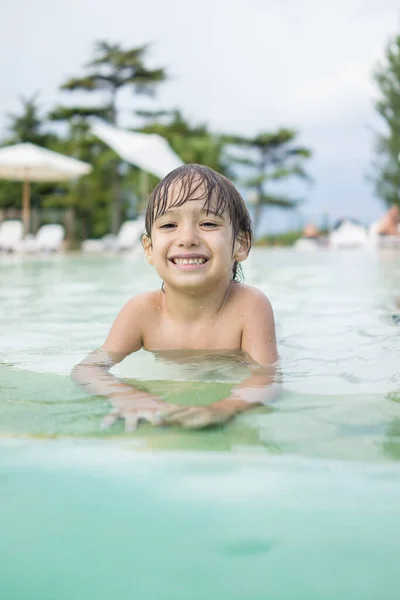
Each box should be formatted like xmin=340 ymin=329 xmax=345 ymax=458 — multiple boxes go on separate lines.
xmin=142 ymin=234 xmax=153 ymax=264
xmin=233 ymin=234 xmax=250 ymax=263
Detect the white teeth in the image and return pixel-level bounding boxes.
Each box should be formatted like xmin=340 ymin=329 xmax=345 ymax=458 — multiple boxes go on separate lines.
xmin=173 ymin=258 xmax=206 ymax=265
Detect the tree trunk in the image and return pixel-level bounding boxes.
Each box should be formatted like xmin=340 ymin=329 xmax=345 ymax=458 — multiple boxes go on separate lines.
xmin=253 ymin=179 xmax=265 ymax=240
xmin=110 ymin=91 xmax=124 ymax=234
xmin=111 ymin=166 xmax=123 ymax=235
xmin=252 ymin=202 xmax=263 ymax=240
xmin=64 ymin=207 xmax=76 ymax=249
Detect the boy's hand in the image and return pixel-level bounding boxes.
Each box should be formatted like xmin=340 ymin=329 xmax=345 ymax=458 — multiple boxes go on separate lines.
xmin=101 ymin=396 xmax=178 ymax=433
xmin=161 ymin=402 xmax=238 ymax=429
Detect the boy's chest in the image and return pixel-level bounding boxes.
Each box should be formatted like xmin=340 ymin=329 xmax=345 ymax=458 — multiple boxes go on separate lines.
xmin=142 ymin=315 xmax=243 ymax=351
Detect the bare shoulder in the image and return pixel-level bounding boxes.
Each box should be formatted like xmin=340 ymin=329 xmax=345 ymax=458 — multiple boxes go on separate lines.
xmin=122 ymin=290 xmax=161 ymax=315
xmin=230 ymin=283 xmax=274 ymax=317
xmin=102 ymin=290 xmax=162 ymax=355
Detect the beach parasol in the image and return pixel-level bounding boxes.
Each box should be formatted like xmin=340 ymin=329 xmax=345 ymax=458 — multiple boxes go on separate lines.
xmin=90 ymin=122 xmax=183 ymax=179
xmin=0 ymin=143 xmax=92 ymax=233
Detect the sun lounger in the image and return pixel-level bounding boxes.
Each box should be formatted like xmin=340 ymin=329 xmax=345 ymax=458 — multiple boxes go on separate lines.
xmin=114 ymin=219 xmax=145 ymax=251
xmin=16 ymin=224 xmax=65 ymax=253
xmin=293 ymin=238 xmax=320 ymax=251
xmin=329 ymin=220 xmax=369 ymax=249
xmin=81 ymin=218 xmax=145 ymax=253
xmin=0 ymin=220 xmax=23 ymax=252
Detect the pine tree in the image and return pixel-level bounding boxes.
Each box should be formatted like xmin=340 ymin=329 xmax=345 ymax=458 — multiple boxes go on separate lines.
xmin=373 ymin=34 xmax=400 ymax=207
xmin=226 ymin=129 xmax=312 ymax=238
xmin=59 ymin=41 xmax=167 ymax=232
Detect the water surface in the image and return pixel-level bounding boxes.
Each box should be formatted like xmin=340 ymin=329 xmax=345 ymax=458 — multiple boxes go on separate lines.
xmin=1 ymin=248 xmax=400 ymax=599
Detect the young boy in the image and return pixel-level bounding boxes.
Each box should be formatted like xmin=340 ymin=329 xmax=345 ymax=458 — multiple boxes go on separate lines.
xmin=72 ymin=164 xmax=279 ymax=431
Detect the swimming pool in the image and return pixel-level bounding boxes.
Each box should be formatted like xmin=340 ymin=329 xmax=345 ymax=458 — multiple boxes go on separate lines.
xmin=1 ymin=248 xmax=400 ymax=599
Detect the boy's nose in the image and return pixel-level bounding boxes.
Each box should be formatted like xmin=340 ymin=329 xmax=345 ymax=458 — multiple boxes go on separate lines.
xmin=178 ymin=224 xmax=199 ymax=246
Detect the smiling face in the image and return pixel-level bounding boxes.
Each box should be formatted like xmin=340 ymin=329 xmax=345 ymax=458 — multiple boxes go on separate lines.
xmin=142 ymin=186 xmax=249 ymax=293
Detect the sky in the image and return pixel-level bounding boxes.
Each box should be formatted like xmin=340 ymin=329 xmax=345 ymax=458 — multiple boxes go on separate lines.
xmin=1 ymin=0 xmax=399 ymax=233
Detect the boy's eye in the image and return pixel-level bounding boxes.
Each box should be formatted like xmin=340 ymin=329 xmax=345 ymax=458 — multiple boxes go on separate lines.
xmin=201 ymin=221 xmax=218 ymax=228
xmin=159 ymin=223 xmax=176 ymax=229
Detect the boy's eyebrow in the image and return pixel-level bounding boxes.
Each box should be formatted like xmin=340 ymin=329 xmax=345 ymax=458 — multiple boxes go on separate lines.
xmin=156 ymin=207 xmax=221 ymax=218
xmin=157 ymin=209 xmax=180 ymax=217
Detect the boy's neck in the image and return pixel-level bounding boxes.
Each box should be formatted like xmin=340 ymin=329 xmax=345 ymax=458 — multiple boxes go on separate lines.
xmin=161 ymin=279 xmax=234 ymax=322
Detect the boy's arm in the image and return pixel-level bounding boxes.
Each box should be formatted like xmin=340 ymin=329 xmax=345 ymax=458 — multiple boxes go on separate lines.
xmin=71 ymin=294 xmax=175 ymax=431
xmin=226 ymin=290 xmax=279 ymax=407
xmin=162 ymin=290 xmax=280 ymax=428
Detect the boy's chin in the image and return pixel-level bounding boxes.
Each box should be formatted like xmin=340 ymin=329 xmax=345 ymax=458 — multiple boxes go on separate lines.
xmin=161 ymin=274 xmax=214 ymax=292
xmin=162 ymin=273 xmax=231 ymax=295
xmin=164 ymin=277 xmax=208 ymax=290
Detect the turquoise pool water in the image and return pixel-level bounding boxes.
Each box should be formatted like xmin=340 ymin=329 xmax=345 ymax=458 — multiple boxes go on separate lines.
xmin=1 ymin=249 xmax=400 ymax=598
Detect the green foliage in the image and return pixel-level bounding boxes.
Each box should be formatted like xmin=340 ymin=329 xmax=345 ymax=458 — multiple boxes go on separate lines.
xmin=0 ymin=94 xmax=60 ymax=211
xmin=0 ymin=40 xmax=313 ymax=241
xmin=388 ymin=392 xmax=400 ymax=404
xmin=44 ymin=112 xmax=129 ymax=239
xmin=61 ymin=41 xmax=167 ymax=124
xmin=0 ymin=180 xmax=21 ymax=210
xmin=137 ymin=109 xmax=232 ymax=176
xmin=5 ymin=93 xmax=56 ymax=147
xmin=57 ymin=40 xmax=168 ymax=233
xmin=226 ymin=129 xmax=312 ymax=237
xmin=255 ymin=229 xmax=303 ymax=246
xmin=372 ymin=34 xmax=400 ymax=207
xmin=48 ymin=105 xmax=112 ymax=124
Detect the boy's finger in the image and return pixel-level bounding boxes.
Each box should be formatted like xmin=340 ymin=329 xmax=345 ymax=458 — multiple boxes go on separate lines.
xmin=100 ymin=408 xmax=121 ymax=430
xmin=181 ymin=410 xmax=228 ymax=429
xmin=151 ymin=411 xmax=163 ymax=426
xmin=162 ymin=406 xmax=187 ymax=416
xmin=162 ymin=402 xmax=179 ymax=412
xmin=162 ymin=407 xmax=197 ymax=424
xmin=166 ymin=409 xmax=214 ymax=428
xmin=181 ymin=413 xmax=213 ymax=429
xmin=125 ymin=413 xmax=140 ymax=432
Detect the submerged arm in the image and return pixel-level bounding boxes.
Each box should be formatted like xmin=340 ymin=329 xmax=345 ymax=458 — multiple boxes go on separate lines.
xmin=163 ymin=290 xmax=280 ymax=428
xmin=72 ymin=347 xmax=133 ymax=397
xmin=208 ymin=362 xmax=280 ymax=418
xmin=71 ymin=296 xmax=175 ymax=430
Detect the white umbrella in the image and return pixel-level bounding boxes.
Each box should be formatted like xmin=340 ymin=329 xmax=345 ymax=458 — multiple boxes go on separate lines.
xmin=91 ymin=122 xmax=183 ymax=179
xmin=0 ymin=142 xmax=92 ymax=233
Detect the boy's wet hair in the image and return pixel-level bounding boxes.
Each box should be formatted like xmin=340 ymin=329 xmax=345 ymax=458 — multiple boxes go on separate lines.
xmin=144 ymin=164 xmax=253 ymax=281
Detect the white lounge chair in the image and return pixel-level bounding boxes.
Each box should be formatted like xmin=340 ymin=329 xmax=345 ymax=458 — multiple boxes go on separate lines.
xmin=81 ymin=234 xmax=117 ymax=253
xmin=81 ymin=218 xmax=145 ymax=253
xmin=0 ymin=220 xmax=23 ymax=252
xmin=329 ymin=220 xmax=369 ymax=249
xmin=17 ymin=224 xmax=65 ymax=253
xmin=114 ymin=219 xmax=145 ymax=251
xmin=293 ymin=238 xmax=320 ymax=251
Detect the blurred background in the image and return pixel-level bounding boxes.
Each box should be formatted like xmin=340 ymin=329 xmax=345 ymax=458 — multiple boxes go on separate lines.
xmin=0 ymin=0 xmax=399 ymax=245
